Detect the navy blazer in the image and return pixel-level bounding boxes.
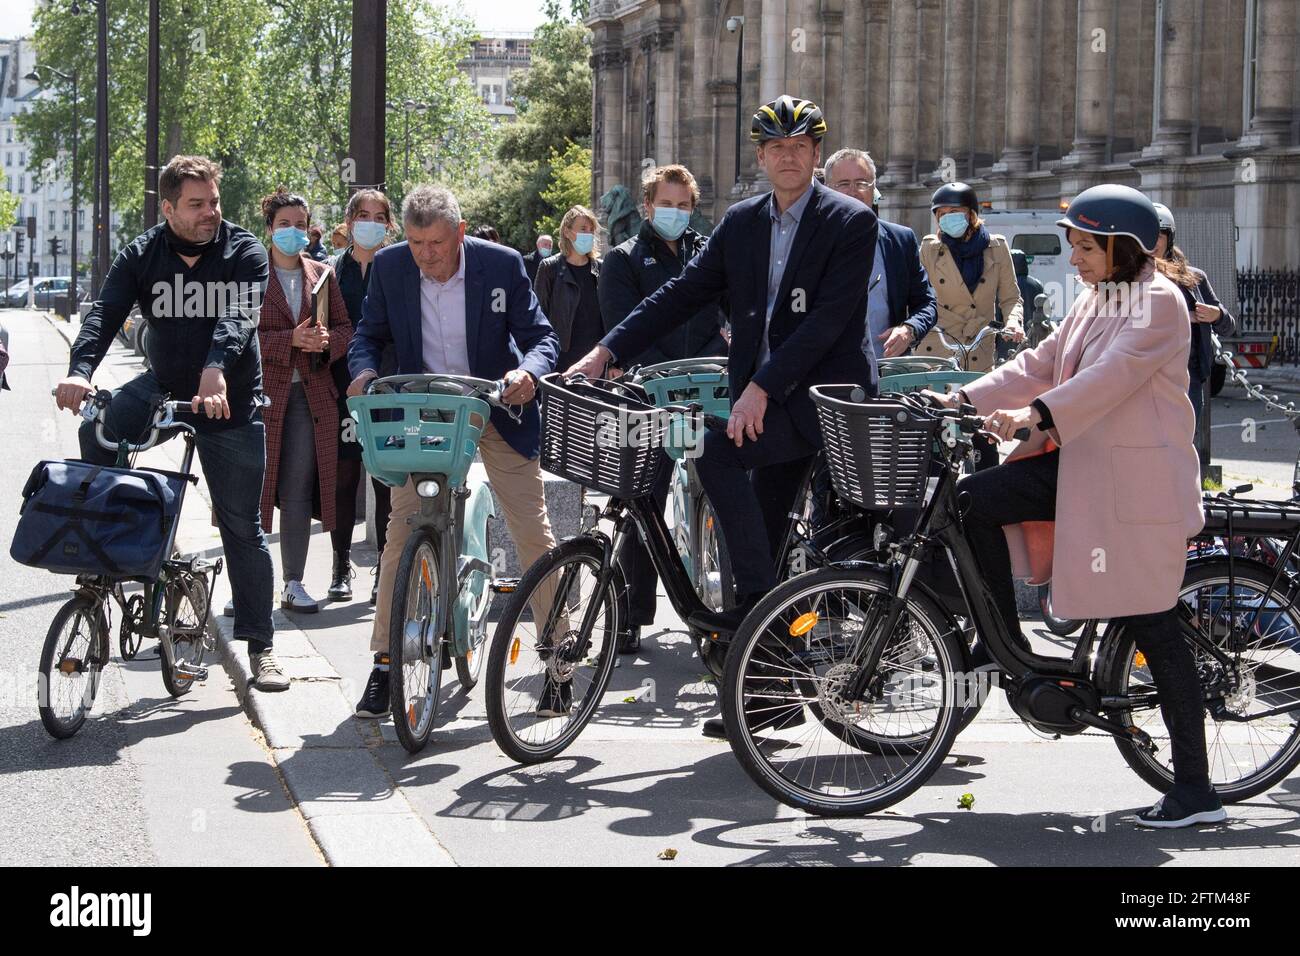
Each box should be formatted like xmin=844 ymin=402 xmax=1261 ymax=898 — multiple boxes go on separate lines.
xmin=877 ymin=219 xmax=938 ymax=341
xmin=602 ymin=180 xmax=878 ymax=441
xmin=348 ymin=236 xmax=560 ymax=459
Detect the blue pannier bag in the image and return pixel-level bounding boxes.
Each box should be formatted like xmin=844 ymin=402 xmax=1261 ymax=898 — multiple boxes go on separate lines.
xmin=10 ymin=459 xmax=185 ymax=580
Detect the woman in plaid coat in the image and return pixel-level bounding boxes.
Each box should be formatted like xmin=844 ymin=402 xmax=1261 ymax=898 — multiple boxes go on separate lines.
xmin=257 ymin=189 xmax=352 ymax=612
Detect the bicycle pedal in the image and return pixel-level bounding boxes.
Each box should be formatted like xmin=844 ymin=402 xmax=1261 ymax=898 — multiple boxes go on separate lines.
xmin=174 ymin=663 xmax=208 ymax=681
xmin=491 ymin=578 xmax=520 ymax=594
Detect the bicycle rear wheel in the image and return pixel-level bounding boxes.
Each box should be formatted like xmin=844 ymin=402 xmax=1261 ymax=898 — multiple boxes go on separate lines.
xmin=390 ymin=531 xmax=444 ymax=754
xmin=723 ymin=567 xmax=966 ymax=816
xmin=454 ymin=569 xmax=493 ymax=692
xmin=39 ymin=596 xmax=108 ymax=739
xmin=161 ymin=573 xmax=209 ymax=697
xmin=1101 ymin=560 xmax=1300 ymax=802
xmin=485 ymin=537 xmax=621 ymax=763
xmin=692 ymin=493 xmax=734 ymax=613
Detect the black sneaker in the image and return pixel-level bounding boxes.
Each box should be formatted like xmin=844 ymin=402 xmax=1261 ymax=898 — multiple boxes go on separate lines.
xmin=618 ymin=625 xmax=642 ymax=655
xmin=1135 ymin=789 xmax=1227 ymax=829
xmin=536 ymin=676 xmax=572 ymax=718
xmin=354 ymin=666 xmax=390 ymax=719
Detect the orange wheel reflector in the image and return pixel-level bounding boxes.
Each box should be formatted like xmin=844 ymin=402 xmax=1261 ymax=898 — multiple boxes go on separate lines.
xmin=59 ymin=659 xmax=81 ymax=675
xmin=465 ymin=649 xmax=473 ymax=665
xmin=789 ymin=612 xmax=819 ymax=637
xmin=407 ymin=704 xmax=417 ymax=726
xmin=509 ymin=636 xmax=521 ymax=665
xmin=420 ymin=559 xmax=433 ymax=592
xmin=1134 ymin=652 xmax=1147 ymax=669
xmin=706 ymin=515 xmax=714 ymax=532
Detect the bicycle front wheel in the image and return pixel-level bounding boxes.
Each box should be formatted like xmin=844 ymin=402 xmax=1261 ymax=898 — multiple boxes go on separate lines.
xmin=390 ymin=531 xmax=444 ymax=754
xmin=1101 ymin=560 xmax=1300 ymax=802
xmin=39 ymin=596 xmax=108 ymax=739
xmin=485 ymin=537 xmax=622 ymax=764
xmin=723 ymin=566 xmax=967 ymax=816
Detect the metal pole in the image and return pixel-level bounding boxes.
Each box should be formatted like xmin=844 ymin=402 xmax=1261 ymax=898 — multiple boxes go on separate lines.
xmin=68 ymin=69 xmax=78 ymax=320
xmin=734 ymin=21 xmax=743 ymax=186
xmin=94 ymin=0 xmax=110 ymax=293
xmin=405 ymin=109 xmax=410 ymax=183
xmin=144 ymin=0 xmax=160 ymax=229
xmin=347 ymin=0 xmax=387 ymax=196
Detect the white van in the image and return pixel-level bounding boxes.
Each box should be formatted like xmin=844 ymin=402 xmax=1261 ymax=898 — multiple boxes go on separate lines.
xmin=981 ymin=210 xmax=1084 ymax=320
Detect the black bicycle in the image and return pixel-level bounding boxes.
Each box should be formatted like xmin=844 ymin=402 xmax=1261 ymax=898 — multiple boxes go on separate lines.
xmin=483 ymin=373 xmax=875 ymax=763
xmin=36 ymin=390 xmax=220 ymax=739
xmin=721 ymin=389 xmax=1300 ymax=815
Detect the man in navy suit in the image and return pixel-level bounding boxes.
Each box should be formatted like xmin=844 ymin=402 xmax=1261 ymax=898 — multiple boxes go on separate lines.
xmin=347 ymin=185 xmax=560 ymax=720
xmin=824 ymin=148 xmax=936 ymax=370
xmin=568 ymin=97 xmax=877 ymax=679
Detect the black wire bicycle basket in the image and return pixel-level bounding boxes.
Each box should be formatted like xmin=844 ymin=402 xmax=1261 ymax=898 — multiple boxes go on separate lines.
xmin=810 ymin=385 xmax=940 ymax=510
xmin=538 ymin=373 xmax=669 ymax=499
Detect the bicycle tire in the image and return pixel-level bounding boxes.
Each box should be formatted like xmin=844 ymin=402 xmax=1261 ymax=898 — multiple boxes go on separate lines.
xmin=161 ymin=573 xmax=208 ymax=697
xmin=485 ymin=537 xmax=621 ymax=764
xmin=692 ymin=492 xmax=734 ymax=613
xmin=38 ymin=596 xmax=108 ymax=739
xmin=1100 ymin=559 xmax=1300 ymax=802
xmin=454 ymin=571 xmax=493 ymax=692
xmin=1038 ymin=583 xmax=1084 ymax=637
xmin=390 ymin=530 xmax=443 ymax=754
xmin=723 ymin=566 xmax=966 ymax=816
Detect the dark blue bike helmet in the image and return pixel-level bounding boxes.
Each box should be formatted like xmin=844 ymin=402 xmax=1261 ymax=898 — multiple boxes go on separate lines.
xmin=1056 ymin=184 xmax=1161 ymax=253
xmin=930 ymin=181 xmax=979 ymax=213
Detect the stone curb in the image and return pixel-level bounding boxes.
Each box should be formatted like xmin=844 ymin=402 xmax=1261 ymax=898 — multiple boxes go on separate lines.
xmin=211 ymin=613 xmax=457 ymax=866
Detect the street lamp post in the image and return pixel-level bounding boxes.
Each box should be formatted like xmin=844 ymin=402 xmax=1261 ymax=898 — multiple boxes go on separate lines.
xmin=143 ymin=0 xmax=160 ymax=228
xmin=71 ymin=0 xmax=110 ymax=296
xmin=386 ymin=100 xmax=430 ymax=183
xmin=727 ymin=16 xmax=745 ymax=187
xmin=25 ymin=64 xmax=79 ymax=321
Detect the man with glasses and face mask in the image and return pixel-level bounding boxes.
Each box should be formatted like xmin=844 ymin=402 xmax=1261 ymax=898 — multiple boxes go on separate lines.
xmin=523 ymin=234 xmax=553 ymax=285
xmin=824 ymin=149 xmax=936 ymax=379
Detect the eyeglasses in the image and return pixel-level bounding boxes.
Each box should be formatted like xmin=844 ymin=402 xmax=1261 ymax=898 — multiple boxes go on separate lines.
xmin=831 ymin=179 xmax=875 ymax=193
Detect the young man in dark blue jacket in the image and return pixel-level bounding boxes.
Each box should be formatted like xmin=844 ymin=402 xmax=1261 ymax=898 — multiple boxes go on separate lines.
xmin=598 ymin=164 xmax=728 ymax=653
xmin=567 ymin=96 xmax=878 ymax=737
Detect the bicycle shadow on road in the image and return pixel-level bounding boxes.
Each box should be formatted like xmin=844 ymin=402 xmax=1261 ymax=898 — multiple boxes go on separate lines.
xmin=692 ymin=798 xmax=1300 ymax=866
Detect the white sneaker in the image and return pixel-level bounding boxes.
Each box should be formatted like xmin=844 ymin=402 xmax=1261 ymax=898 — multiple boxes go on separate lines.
xmin=250 ymin=648 xmax=290 ymax=692
xmin=281 ymin=580 xmax=319 ymax=613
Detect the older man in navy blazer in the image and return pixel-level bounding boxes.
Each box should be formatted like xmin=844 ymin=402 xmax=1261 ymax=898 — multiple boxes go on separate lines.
xmin=568 ymin=97 xmax=877 ymax=643
xmin=347 ymin=185 xmax=559 ymax=720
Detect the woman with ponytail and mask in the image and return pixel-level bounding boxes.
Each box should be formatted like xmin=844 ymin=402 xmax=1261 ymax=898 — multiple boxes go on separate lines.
xmin=917 ymin=182 xmax=1024 ymax=373
xmin=257 ymin=188 xmax=352 ymax=613
xmin=534 ymin=205 xmax=604 ymax=373
xmin=332 ymin=189 xmax=394 ymax=603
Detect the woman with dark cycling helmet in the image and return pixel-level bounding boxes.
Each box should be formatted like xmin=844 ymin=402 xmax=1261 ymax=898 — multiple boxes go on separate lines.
xmin=932 ymin=184 xmax=1223 ymax=829
xmin=917 ymin=181 xmax=1025 ymax=373
xmin=1151 ymin=202 xmax=1236 ymax=436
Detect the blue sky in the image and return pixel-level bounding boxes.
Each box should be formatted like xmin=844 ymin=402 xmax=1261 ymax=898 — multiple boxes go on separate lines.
xmin=6 ymin=1 xmax=549 ymax=37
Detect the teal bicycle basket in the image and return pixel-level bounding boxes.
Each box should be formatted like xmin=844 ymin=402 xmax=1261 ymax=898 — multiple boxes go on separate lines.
xmin=636 ymin=359 xmax=731 ymax=461
xmin=347 ymin=391 xmax=490 ymax=488
xmin=878 ymin=369 xmax=985 ymax=396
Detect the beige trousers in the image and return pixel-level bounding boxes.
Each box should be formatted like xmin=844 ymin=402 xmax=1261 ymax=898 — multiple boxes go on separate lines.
xmin=370 ymin=423 xmax=558 ymax=653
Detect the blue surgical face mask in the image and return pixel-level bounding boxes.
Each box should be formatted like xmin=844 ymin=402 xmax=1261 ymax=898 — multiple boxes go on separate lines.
xmin=272 ymin=226 xmax=310 ymax=256
xmin=573 ymin=232 xmax=595 ymax=256
xmin=938 ymin=212 xmax=969 ymax=240
xmin=651 ymin=207 xmax=691 ymax=241
xmin=351 ymin=220 xmax=386 ymax=250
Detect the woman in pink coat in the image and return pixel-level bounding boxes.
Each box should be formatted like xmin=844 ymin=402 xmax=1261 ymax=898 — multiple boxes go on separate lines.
xmin=936 ymin=185 xmax=1221 ymax=829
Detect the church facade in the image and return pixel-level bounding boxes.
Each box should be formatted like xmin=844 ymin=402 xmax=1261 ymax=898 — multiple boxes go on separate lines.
xmin=587 ymin=0 xmax=1300 ymax=269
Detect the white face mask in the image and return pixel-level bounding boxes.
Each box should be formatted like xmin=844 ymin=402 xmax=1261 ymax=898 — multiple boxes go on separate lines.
xmin=537 ymin=243 xmax=553 ymax=257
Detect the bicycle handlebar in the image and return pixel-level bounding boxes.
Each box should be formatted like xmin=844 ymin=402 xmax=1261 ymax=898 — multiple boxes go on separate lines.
xmin=62 ymin=388 xmax=198 ymax=453
xmin=904 ymin=389 xmax=1031 ymax=442
xmin=365 ymin=373 xmax=523 ymax=424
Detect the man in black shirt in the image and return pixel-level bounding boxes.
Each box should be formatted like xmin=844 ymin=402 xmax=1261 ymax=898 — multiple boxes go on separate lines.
xmin=53 ymin=155 xmax=286 ymax=691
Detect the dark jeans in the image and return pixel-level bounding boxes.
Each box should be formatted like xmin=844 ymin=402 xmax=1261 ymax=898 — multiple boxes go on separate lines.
xmin=693 ymin=403 xmax=817 ymax=600
xmin=959 ymin=450 xmax=1211 ymax=790
xmin=78 ymin=371 xmax=276 ymax=650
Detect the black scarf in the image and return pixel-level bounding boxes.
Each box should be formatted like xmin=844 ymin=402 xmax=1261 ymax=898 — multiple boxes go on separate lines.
xmin=163 ymin=221 xmax=216 ymax=258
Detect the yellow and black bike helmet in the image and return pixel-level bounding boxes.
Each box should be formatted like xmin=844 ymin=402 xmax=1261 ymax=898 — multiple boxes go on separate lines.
xmin=750 ymin=95 xmax=827 ymax=143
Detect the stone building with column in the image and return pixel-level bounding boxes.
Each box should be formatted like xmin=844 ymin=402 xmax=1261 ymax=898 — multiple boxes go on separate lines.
xmin=587 ymin=0 xmax=1300 ymax=269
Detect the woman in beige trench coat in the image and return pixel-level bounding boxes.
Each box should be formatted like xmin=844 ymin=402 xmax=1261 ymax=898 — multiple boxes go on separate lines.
xmin=916 ymin=181 xmax=1024 ymax=372
xmin=930 ymin=185 xmax=1223 ymax=830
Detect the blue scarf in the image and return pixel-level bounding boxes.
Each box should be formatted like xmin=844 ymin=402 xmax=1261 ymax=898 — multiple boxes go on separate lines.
xmin=941 ymin=224 xmax=990 ymax=294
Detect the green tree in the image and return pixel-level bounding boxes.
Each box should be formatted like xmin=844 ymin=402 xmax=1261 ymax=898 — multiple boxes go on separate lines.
xmin=18 ymin=0 xmax=495 ymax=243
xmin=0 ymin=190 xmax=19 ymax=233
xmin=535 ymin=141 xmax=592 ymax=238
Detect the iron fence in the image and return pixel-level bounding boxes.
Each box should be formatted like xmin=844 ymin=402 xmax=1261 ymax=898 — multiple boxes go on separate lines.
xmin=1237 ymin=269 xmax=1300 ymax=364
